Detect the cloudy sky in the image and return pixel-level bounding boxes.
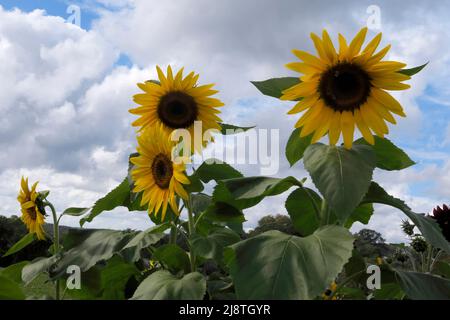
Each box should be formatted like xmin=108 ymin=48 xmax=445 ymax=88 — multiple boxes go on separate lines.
xmin=1 ymin=0 xmax=450 ymax=242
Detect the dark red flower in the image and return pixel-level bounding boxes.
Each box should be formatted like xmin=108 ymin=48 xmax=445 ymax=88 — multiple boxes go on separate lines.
xmin=430 ymin=205 xmax=450 ymax=242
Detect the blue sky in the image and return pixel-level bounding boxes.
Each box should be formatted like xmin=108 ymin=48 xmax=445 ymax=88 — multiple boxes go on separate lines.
xmin=1 ymin=0 xmax=449 ymax=242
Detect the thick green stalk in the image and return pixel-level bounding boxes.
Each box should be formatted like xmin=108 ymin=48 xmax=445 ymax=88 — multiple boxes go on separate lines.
xmin=186 ymin=195 xmax=196 ymax=272
xmin=45 ymin=201 xmax=60 ymax=300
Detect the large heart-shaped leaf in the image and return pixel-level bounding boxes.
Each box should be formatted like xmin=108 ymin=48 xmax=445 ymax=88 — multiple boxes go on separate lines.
xmin=285 ymin=187 xmax=321 ymax=236
xmin=355 ymin=136 xmax=415 ymax=171
xmin=361 ymin=182 xmax=450 ymax=254
xmin=121 ymin=224 xmax=169 ymax=262
xmin=52 ymin=230 xmax=134 ymax=276
xmin=152 ymin=244 xmax=191 ymax=274
xmin=0 ymin=275 xmax=25 ymax=300
xmin=191 ymin=227 xmax=240 ymax=262
xmin=225 ymin=226 xmax=354 ymax=299
xmin=131 ymin=271 xmax=206 ymax=300
xmin=304 ymin=144 xmax=376 ymax=222
xmin=395 ymin=270 xmax=450 ymax=300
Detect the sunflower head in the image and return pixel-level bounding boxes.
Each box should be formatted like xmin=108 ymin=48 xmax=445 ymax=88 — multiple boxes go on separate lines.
xmin=17 ymin=176 xmax=46 ymax=240
xmin=430 ymin=204 xmax=450 ymax=242
xmin=130 ymin=65 xmax=224 ymax=153
xmin=130 ymin=126 xmax=190 ymax=220
xmin=282 ymin=27 xmax=410 ymax=149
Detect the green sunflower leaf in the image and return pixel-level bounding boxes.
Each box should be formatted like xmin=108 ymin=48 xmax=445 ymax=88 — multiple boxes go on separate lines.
xmin=212 ymin=176 xmax=304 ymax=211
xmin=355 ymin=136 xmax=415 ymax=171
xmin=190 ymin=227 xmax=240 ymax=262
xmin=251 ymin=77 xmax=300 ymax=99
xmin=152 ymin=244 xmax=191 ymax=274
xmin=0 ymin=275 xmax=25 ymax=300
xmin=219 ymin=123 xmax=255 ymax=134
xmin=2 ymin=233 xmax=36 ymax=258
xmin=285 ymin=128 xmax=313 ymax=167
xmin=61 ymin=207 xmax=90 ymax=217
xmin=225 ymin=226 xmax=354 ymax=299
xmin=361 ymin=182 xmax=450 ymax=254
xmin=303 ymin=144 xmax=376 ymax=222
xmin=285 ymin=187 xmax=321 ymax=236
xmin=121 ymin=224 xmax=169 ymax=263
xmin=194 ymin=159 xmax=243 ymax=183
xmin=131 ymin=271 xmax=206 ymax=300
xmin=395 ymin=270 xmax=450 ymax=300
xmin=398 ymin=63 xmax=428 ymax=76
xmin=80 ymin=177 xmax=145 ymax=226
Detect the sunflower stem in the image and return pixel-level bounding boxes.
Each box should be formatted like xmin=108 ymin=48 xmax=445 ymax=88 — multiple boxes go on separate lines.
xmin=45 ymin=201 xmax=60 ymax=300
xmin=320 ymin=199 xmax=330 ymax=226
xmin=186 ymin=194 xmax=196 ymax=272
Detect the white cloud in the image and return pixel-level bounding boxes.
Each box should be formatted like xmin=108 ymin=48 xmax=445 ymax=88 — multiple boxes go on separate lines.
xmin=1 ymin=1 xmax=450 ymax=243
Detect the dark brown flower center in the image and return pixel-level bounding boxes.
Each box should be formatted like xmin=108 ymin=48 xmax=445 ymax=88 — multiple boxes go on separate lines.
xmin=157 ymin=91 xmax=198 ymax=129
xmin=151 ymin=153 xmax=173 ymax=189
xmin=319 ymin=62 xmax=371 ymax=112
xmin=27 ymin=206 xmax=37 ymax=220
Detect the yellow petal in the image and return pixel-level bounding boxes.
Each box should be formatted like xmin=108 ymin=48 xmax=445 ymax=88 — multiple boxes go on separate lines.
xmin=321 ymin=30 xmax=337 ymax=63
xmin=354 ymin=109 xmax=375 ymax=145
xmin=362 ymin=33 xmax=382 ymax=56
xmin=311 ymin=32 xmax=329 ymax=63
xmin=370 ymin=88 xmax=406 ymax=116
xmin=347 ymin=27 xmax=368 ymax=58
xmin=292 ymin=49 xmax=325 ymax=70
xmin=287 ymin=95 xmax=319 ymax=114
xmin=341 ymin=111 xmax=355 ymax=149
xmin=328 ymin=111 xmax=342 ymax=145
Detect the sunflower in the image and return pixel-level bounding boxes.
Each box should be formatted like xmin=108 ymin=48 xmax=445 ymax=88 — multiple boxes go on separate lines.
xmin=282 ymin=27 xmax=410 ymax=149
xmin=17 ymin=176 xmax=46 ymax=240
xmin=130 ymin=126 xmax=190 ymax=220
xmin=130 ymin=65 xmax=224 ymax=153
xmin=430 ymin=204 xmax=450 ymax=242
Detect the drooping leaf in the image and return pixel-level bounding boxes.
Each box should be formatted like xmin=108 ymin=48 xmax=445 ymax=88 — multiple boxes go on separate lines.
xmin=373 ymin=283 xmax=405 ymax=300
xmin=191 ymin=193 xmax=212 ymax=215
xmin=395 ymin=270 xmax=450 ymax=300
xmin=303 ymin=144 xmax=376 ymax=222
xmin=51 ymin=230 xmax=134 ymax=277
xmin=22 ymin=256 xmax=59 ymax=284
xmin=285 ymin=187 xmax=321 ymax=236
xmin=0 ymin=275 xmax=25 ymax=300
xmin=225 ymin=226 xmax=354 ymax=299
xmin=285 ymin=128 xmax=313 ymax=167
xmin=361 ymin=182 xmax=450 ymax=254
xmin=194 ymin=159 xmax=243 ymax=183
xmin=152 ymin=244 xmax=191 ymax=274
xmin=0 ymin=262 xmax=29 ymax=284
xmin=398 ymin=63 xmax=428 ymax=76
xmin=251 ymin=77 xmax=300 ymax=99
xmin=131 ymin=271 xmax=206 ymax=300
xmin=355 ymin=136 xmax=415 ymax=171
xmin=219 ymin=123 xmax=255 ymax=135
xmin=190 ymin=227 xmax=240 ymax=262
xmin=2 ymin=233 xmax=36 ymax=258
xmin=100 ymin=255 xmax=139 ymax=300
xmin=61 ymin=207 xmax=90 ymax=217
xmin=344 ymin=203 xmax=374 ymax=228
xmin=80 ymin=178 xmax=145 ymax=226
xmin=121 ymin=224 xmax=169 ymax=262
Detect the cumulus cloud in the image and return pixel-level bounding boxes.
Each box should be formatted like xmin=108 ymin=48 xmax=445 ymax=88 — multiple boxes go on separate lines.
xmin=1 ymin=1 xmax=450 ymax=242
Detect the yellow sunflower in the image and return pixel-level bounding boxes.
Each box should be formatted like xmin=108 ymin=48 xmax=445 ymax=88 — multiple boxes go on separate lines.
xmin=130 ymin=65 xmax=224 ymax=153
xmin=130 ymin=126 xmax=190 ymax=220
xmin=17 ymin=176 xmax=46 ymax=240
xmin=282 ymin=27 xmax=410 ymax=149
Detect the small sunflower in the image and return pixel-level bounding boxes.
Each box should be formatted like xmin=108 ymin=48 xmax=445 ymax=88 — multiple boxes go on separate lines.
xmin=282 ymin=27 xmax=410 ymax=149
xmin=430 ymin=204 xmax=450 ymax=242
xmin=131 ymin=126 xmax=190 ymax=220
xmin=17 ymin=176 xmax=46 ymax=240
xmin=130 ymin=65 xmax=224 ymax=153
